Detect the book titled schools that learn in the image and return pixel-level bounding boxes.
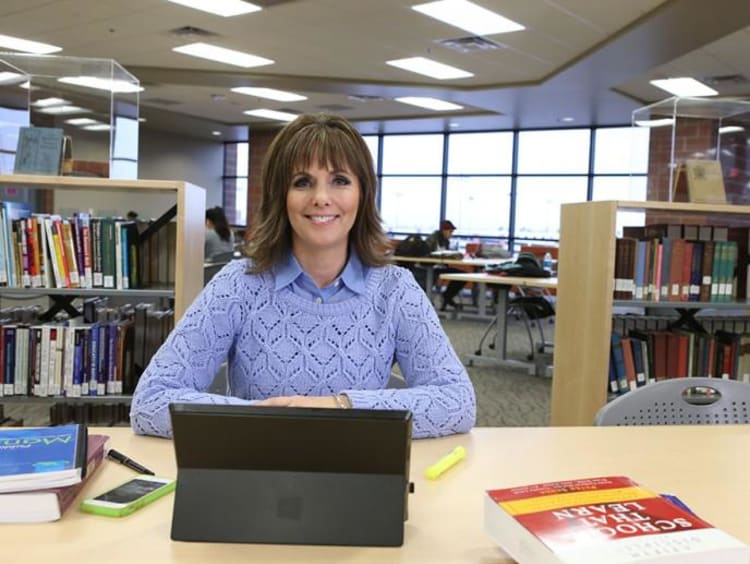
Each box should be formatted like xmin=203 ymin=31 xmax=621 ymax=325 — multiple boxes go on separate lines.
xmin=0 ymin=424 xmax=87 ymax=493
xmin=484 ymin=476 xmax=749 ymax=564
xmin=0 ymin=434 xmax=109 ymax=523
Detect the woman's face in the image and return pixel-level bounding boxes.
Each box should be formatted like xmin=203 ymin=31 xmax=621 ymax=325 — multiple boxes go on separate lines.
xmin=286 ymin=159 xmax=360 ymax=260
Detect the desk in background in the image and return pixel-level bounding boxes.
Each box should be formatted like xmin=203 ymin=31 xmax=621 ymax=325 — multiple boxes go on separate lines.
xmin=440 ymin=273 xmax=557 ymax=374
xmin=6 ymin=425 xmax=750 ymax=563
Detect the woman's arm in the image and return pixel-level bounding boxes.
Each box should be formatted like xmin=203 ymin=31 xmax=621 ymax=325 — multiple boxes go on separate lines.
xmin=343 ymin=270 xmax=476 ymax=438
xmin=130 ymin=261 xmax=253 ymax=438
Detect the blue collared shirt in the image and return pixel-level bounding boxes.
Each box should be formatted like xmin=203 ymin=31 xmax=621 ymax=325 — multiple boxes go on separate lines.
xmin=272 ymin=251 xmax=369 ymax=303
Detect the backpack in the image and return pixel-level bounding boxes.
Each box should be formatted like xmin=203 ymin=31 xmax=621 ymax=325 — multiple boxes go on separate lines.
xmin=395 ymin=234 xmax=431 ymax=257
xmin=485 ymin=252 xmax=551 ymax=278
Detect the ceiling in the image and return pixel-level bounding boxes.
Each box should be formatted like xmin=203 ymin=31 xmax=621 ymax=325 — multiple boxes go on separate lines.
xmin=2 ymin=0 xmax=750 ymax=140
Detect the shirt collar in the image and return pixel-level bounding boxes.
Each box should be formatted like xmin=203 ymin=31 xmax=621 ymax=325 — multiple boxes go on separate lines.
xmin=272 ymin=248 xmax=368 ymax=294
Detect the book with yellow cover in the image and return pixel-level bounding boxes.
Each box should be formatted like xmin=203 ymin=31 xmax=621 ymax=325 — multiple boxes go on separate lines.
xmin=484 ymin=475 xmax=748 ymax=563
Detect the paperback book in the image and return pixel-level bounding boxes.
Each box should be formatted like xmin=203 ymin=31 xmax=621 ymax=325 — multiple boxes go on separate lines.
xmin=484 ymin=475 xmax=749 ymax=563
xmin=0 ymin=423 xmax=87 ymax=493
xmin=0 ymin=434 xmax=109 ymax=523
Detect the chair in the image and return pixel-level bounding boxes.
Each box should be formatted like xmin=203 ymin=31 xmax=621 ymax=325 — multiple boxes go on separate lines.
xmin=594 ymin=377 xmax=750 ymax=426
xmin=203 ymin=251 xmax=238 ymax=285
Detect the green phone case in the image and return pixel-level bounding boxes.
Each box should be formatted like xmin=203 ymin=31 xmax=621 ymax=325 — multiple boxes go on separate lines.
xmin=80 ymin=478 xmax=176 ymax=517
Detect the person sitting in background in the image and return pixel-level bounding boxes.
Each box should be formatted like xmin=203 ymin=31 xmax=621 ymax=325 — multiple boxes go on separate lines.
xmin=204 ymin=206 xmax=235 ymax=261
xmin=130 ymin=113 xmax=476 ymax=440
xmin=426 ymin=220 xmax=467 ymax=311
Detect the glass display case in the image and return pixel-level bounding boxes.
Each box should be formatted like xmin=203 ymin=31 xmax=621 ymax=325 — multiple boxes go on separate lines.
xmin=633 ymin=96 xmax=750 ymax=204
xmin=0 ymin=53 xmax=140 ymax=179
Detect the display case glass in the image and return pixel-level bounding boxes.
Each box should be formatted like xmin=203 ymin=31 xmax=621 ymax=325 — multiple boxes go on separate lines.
xmin=633 ymin=96 xmax=750 ymax=204
xmin=0 ymin=53 xmax=140 ymax=179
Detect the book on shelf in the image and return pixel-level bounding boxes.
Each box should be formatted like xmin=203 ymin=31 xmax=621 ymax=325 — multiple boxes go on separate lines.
xmin=0 ymin=423 xmax=87 ymax=493
xmin=0 ymin=433 xmax=109 ymax=523
xmin=484 ymin=475 xmax=749 ymax=564
xmin=13 ymin=126 xmax=65 ymax=176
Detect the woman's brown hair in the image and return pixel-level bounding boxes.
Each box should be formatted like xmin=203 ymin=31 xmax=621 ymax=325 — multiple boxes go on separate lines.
xmin=244 ymin=113 xmax=389 ymax=272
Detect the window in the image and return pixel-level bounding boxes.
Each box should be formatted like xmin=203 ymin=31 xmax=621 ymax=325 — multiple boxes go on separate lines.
xmin=381 ymin=134 xmax=443 ymax=174
xmin=517 ymin=129 xmax=590 ymax=174
xmin=445 ymin=176 xmax=511 ymax=237
xmin=594 ymin=126 xmax=650 ymax=174
xmin=380 ymin=176 xmax=441 ymax=234
xmin=592 ymin=176 xmax=648 ymax=236
xmin=447 ymin=132 xmax=513 ymax=174
xmin=515 ymin=177 xmax=588 ymax=239
xmin=223 ymin=142 xmax=249 ymax=225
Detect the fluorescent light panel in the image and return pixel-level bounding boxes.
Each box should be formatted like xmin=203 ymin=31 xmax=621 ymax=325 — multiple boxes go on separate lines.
xmin=0 ymin=33 xmax=61 ymax=54
xmin=65 ymin=118 xmax=99 ymax=126
xmin=386 ymin=57 xmax=472 ymax=80
xmin=173 ymin=42 xmax=274 ymax=68
xmin=0 ymin=71 xmax=25 ymax=84
xmin=243 ymin=109 xmax=297 ymax=122
xmin=38 ymin=105 xmax=89 ymax=115
xmin=32 ymin=97 xmax=70 ymax=107
xmin=412 ymin=0 xmax=524 ymax=36
xmin=719 ymin=125 xmax=744 ymax=134
xmin=82 ymin=124 xmax=111 ymax=131
xmin=231 ymin=87 xmax=306 ymax=102
xmin=166 ymin=0 xmax=261 ymax=17
xmin=395 ymin=96 xmax=463 ymax=111
xmin=634 ymin=118 xmax=674 ymax=128
xmin=58 ymin=76 xmax=143 ymax=93
xmin=650 ymin=77 xmax=718 ymax=97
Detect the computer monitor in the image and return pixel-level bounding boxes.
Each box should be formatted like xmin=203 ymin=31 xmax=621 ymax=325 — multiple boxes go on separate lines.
xmin=169 ymin=403 xmax=413 ymax=547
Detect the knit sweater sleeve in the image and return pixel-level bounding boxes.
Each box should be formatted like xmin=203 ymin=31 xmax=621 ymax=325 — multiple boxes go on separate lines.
xmin=130 ymin=261 xmax=253 ymax=438
xmin=343 ymin=268 xmax=476 ymax=438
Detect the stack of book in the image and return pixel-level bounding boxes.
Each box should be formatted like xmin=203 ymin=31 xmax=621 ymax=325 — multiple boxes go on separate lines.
xmin=0 ymin=423 xmax=109 ymax=523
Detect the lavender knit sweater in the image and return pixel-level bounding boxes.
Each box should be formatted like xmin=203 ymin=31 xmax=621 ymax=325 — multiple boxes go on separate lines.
xmin=130 ymin=259 xmax=476 ymax=439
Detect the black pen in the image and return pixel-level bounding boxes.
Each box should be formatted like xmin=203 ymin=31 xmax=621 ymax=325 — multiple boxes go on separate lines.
xmin=106 ymin=448 xmax=155 ymax=475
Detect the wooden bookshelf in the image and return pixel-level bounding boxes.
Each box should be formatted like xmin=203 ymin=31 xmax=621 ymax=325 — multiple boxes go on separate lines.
xmin=550 ymin=200 xmax=750 ymax=426
xmin=0 ymin=174 xmax=206 ymax=321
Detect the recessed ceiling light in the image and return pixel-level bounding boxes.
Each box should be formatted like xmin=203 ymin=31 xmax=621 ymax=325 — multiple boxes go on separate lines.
xmin=449 ymin=122 xmax=460 ymax=128
xmin=211 ymin=130 xmax=222 ymax=136
xmin=386 ymin=57 xmax=473 ymax=80
xmin=82 ymin=124 xmax=111 ymax=131
xmin=32 ymin=97 xmax=70 ymax=107
xmin=395 ymin=96 xmax=463 ymax=111
xmin=243 ymin=108 xmax=297 ymax=122
xmin=649 ymin=77 xmax=718 ymax=97
xmin=173 ymin=42 xmax=274 ymax=68
xmin=231 ymin=87 xmax=307 ymax=102
xmin=37 ymin=105 xmax=89 ymax=115
xmin=65 ymin=118 xmax=99 ymax=126
xmin=559 ymin=116 xmax=575 ymax=123
xmin=634 ymin=118 xmax=674 ymax=127
xmin=0 ymin=71 xmax=25 ymax=84
xmin=166 ymin=0 xmax=261 ymax=17
xmin=58 ymin=76 xmax=143 ymax=93
xmin=0 ymin=33 xmax=61 ymax=54
xmin=412 ymin=0 xmax=524 ymax=36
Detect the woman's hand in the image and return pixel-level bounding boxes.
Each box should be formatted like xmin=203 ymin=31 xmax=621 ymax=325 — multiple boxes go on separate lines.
xmin=256 ymin=395 xmax=339 ymax=408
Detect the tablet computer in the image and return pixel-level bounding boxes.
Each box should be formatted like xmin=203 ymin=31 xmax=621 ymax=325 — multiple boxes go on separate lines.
xmin=169 ymin=403 xmax=413 ymax=546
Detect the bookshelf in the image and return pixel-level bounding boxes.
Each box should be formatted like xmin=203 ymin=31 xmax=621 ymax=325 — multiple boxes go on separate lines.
xmin=0 ymin=173 xmax=206 ymax=321
xmin=550 ymin=200 xmax=750 ymax=426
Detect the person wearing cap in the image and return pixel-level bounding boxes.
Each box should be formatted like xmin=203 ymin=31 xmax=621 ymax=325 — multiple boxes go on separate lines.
xmin=426 ymin=220 xmax=467 ymax=311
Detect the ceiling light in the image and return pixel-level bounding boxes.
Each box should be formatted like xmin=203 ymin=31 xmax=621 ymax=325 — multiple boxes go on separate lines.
xmin=412 ymin=0 xmax=524 ymax=36
xmin=166 ymin=0 xmax=261 ymax=17
xmin=395 ymin=96 xmax=463 ymax=111
xmin=65 ymin=118 xmax=99 ymax=126
xmin=559 ymin=116 xmax=575 ymax=123
xmin=58 ymin=76 xmax=143 ymax=93
xmin=231 ymin=87 xmax=307 ymax=102
xmin=243 ymin=109 xmax=297 ymax=122
xmin=0 ymin=71 xmax=25 ymax=84
xmin=649 ymin=77 xmax=718 ymax=97
xmin=449 ymin=122 xmax=460 ymax=128
xmin=37 ymin=105 xmax=89 ymax=115
xmin=212 ymin=130 xmax=222 ymax=136
xmin=386 ymin=57 xmax=473 ymax=80
xmin=0 ymin=33 xmax=61 ymax=54
xmin=138 ymin=117 xmax=147 ymax=122
xmin=719 ymin=125 xmax=744 ymax=134
xmin=31 ymin=97 xmax=70 ymax=107
xmin=82 ymin=124 xmax=111 ymax=131
xmin=173 ymin=42 xmax=274 ymax=68
xmin=19 ymin=81 xmax=31 ymax=89
xmin=634 ymin=118 xmax=674 ymax=127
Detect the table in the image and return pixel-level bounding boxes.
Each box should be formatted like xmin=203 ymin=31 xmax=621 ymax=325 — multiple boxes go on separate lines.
xmin=440 ymin=273 xmax=557 ymax=374
xmin=391 ymin=255 xmax=500 ymax=308
xmin=5 ymin=425 xmax=750 ymax=563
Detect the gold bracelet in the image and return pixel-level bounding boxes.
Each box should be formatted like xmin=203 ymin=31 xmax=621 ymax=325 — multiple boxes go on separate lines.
xmin=334 ymin=393 xmax=352 ymax=409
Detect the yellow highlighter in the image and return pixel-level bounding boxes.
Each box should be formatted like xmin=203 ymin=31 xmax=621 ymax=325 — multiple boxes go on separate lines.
xmin=424 ymin=446 xmax=466 ymax=480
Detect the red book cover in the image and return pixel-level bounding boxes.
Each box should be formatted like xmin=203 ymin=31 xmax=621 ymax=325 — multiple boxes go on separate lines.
xmin=484 ymin=476 xmax=749 ymax=564
xmin=0 ymin=434 xmax=109 ymax=523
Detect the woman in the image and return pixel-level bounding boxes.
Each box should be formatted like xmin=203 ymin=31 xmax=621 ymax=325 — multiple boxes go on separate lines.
xmin=130 ymin=114 xmax=476 ymax=439
xmin=204 ymin=206 xmax=235 ymax=261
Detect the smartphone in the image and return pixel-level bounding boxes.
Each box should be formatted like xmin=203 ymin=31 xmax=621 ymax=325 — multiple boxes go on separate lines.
xmin=80 ymin=476 xmax=176 ymax=517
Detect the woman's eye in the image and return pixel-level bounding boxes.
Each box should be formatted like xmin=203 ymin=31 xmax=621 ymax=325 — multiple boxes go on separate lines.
xmin=333 ymin=175 xmax=352 ymax=186
xmin=292 ymin=176 xmax=311 ymax=188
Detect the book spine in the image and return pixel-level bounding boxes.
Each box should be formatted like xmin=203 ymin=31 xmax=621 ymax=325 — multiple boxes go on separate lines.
xmin=4 ymin=325 xmax=16 ymax=395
